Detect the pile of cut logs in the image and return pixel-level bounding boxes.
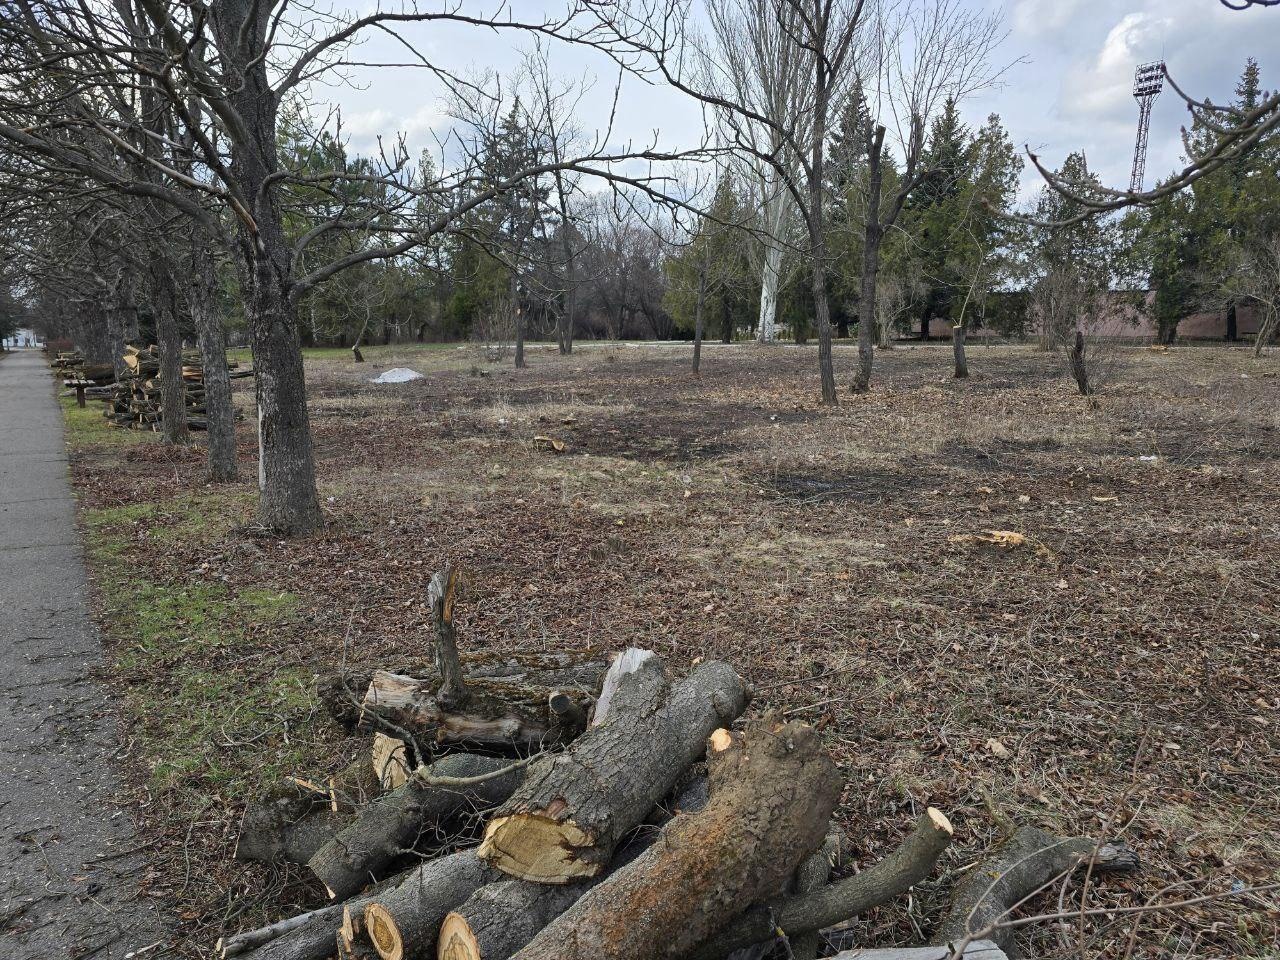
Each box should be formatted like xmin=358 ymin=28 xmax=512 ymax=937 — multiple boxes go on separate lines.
xmin=89 ymin=344 xmax=249 ymax=431
xmin=221 ymin=567 xmax=1138 ymax=960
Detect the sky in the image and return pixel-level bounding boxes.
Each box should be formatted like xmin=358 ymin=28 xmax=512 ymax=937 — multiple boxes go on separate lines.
xmin=321 ymin=0 xmax=1280 ymax=206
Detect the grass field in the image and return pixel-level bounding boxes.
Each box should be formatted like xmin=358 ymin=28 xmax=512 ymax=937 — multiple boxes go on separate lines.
xmin=65 ymin=340 xmax=1280 ymax=958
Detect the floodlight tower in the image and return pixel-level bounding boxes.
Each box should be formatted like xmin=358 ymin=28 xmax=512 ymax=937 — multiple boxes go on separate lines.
xmin=1130 ymin=60 xmax=1166 ymax=193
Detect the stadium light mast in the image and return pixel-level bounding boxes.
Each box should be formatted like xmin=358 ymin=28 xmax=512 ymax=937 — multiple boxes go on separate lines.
xmin=1130 ymin=60 xmax=1166 ymax=193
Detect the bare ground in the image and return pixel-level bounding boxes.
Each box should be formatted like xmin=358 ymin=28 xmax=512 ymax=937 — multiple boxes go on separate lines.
xmin=64 ymin=341 xmax=1280 ymax=959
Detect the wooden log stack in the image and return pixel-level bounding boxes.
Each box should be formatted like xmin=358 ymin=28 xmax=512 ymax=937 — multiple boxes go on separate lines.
xmin=90 ymin=344 xmax=249 ymax=432
xmin=218 ymin=567 xmax=1139 ymax=960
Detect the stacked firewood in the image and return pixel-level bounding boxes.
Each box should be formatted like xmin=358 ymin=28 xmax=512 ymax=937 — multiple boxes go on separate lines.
xmin=221 ymin=567 xmax=1138 ymax=960
xmin=93 ymin=345 xmax=249 ymax=431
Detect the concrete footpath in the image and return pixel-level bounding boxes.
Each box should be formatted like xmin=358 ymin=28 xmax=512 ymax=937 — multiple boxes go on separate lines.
xmin=0 ymin=351 xmax=170 ymax=959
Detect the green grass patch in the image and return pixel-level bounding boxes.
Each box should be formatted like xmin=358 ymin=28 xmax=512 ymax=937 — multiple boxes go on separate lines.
xmin=59 ymin=394 xmax=147 ymax=450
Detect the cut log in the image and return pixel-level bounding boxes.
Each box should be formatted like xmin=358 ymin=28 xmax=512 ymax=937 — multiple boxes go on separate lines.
xmin=362 ymin=851 xmax=497 ymax=960
xmin=591 ymin=647 xmax=656 ymax=725
xmin=309 ymin=753 xmax=526 ymax=900
xmin=691 ymin=807 xmax=955 ymax=960
xmin=478 ymin=656 xmax=748 ymax=883
xmin=360 ymin=670 xmax=597 ymax=751
xmin=507 ymin=719 xmax=840 ymax=960
xmin=236 ymin=787 xmax=351 ymax=864
xmin=223 ymin=894 xmax=379 ymax=960
xmin=933 ymin=826 xmax=1139 ymax=956
xmin=437 ymin=879 xmax=588 ymax=960
xmin=373 ymin=733 xmax=411 ymax=790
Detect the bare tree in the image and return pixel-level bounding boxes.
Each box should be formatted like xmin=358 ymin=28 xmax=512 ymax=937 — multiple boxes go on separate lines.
xmin=0 ymin=1 xmax=710 ymax=533
xmin=849 ymin=0 xmax=1006 ymax=393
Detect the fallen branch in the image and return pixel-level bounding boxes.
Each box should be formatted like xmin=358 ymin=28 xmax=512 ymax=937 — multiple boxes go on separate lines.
xmin=689 ymin=807 xmax=955 ymax=960
xmin=932 ymin=826 xmax=1139 ymax=955
xmin=309 ymin=753 xmax=526 ymax=900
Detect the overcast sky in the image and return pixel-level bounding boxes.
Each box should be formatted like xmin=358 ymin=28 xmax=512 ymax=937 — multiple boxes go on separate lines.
xmin=324 ymin=0 xmax=1280 ymax=206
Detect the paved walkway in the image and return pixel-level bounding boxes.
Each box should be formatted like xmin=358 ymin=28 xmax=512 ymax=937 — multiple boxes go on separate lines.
xmin=0 ymin=351 xmax=170 ymax=959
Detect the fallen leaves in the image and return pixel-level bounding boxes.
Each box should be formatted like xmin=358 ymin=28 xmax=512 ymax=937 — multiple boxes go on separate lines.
xmin=985 ymin=737 xmax=1012 ymax=760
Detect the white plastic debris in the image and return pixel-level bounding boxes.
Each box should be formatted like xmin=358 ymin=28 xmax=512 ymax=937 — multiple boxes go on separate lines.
xmin=369 ymin=367 xmax=424 ymax=384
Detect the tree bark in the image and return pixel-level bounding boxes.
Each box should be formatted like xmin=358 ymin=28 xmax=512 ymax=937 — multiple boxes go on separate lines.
xmin=221 ymin=896 xmax=378 ymax=960
xmin=190 ymin=247 xmax=238 ymax=481
xmin=308 ymin=753 xmax=525 ymax=901
xmin=362 ymin=851 xmax=497 ymax=960
xmin=512 ymin=275 xmax=525 ymax=370
xmin=508 ymin=720 xmax=840 ymax=960
xmin=478 ymin=657 xmax=748 ymax=883
xmin=1068 ymin=330 xmax=1092 ymax=395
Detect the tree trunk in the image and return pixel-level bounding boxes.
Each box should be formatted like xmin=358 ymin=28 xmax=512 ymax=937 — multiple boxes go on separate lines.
xmin=478 ymin=657 xmax=748 ymax=883
xmin=512 ymin=275 xmax=525 ymax=369
xmin=952 ymin=320 xmax=969 ymax=378
xmin=757 ymin=223 xmax=785 ymax=343
xmin=362 ymin=852 xmax=496 ymax=960
xmin=249 ymin=262 xmax=322 ymax=533
xmin=808 ymin=59 xmax=837 ymax=405
xmin=308 ymin=753 xmax=525 ymax=901
xmin=692 ymin=256 xmax=707 ymax=375
xmin=509 ymin=720 xmax=841 ymax=960
xmin=105 ymin=304 xmax=131 ymax=380
xmin=150 ymin=261 xmax=190 ymax=445
xmin=190 ymin=249 xmax=238 ymax=481
xmin=1068 ymin=330 xmax=1092 ymax=395
xmin=851 ymin=127 xmax=887 ymax=395
xmin=211 ymin=0 xmax=321 ymax=535
xmin=1226 ymin=302 xmax=1238 ymax=342
xmin=1254 ymin=305 xmax=1276 ymax=357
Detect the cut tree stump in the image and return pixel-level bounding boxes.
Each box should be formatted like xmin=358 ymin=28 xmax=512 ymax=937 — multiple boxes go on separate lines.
xmin=363 ymin=851 xmax=497 ymax=960
xmin=506 ymin=718 xmax=841 ymax=960
xmin=478 ymin=655 xmax=748 ymax=883
xmin=309 ymin=753 xmax=526 ymax=900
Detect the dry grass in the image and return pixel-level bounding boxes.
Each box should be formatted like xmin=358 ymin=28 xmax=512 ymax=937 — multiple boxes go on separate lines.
xmin=67 ymin=341 xmax=1280 ymax=958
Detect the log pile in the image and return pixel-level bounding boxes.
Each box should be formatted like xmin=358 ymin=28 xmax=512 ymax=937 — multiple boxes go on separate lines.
xmin=220 ymin=568 xmax=1138 ymax=960
xmin=89 ymin=344 xmax=250 ymax=431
